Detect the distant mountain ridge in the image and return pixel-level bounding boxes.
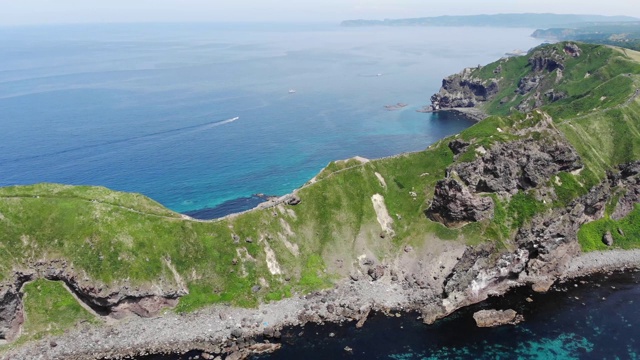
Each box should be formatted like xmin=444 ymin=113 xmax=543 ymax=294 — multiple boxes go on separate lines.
xmin=341 ymin=13 xmax=640 ymax=28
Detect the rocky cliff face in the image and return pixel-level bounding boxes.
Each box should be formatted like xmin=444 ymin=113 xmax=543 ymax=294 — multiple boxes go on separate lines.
xmin=427 ymin=114 xmax=581 ymax=228
xmin=420 ymin=159 xmax=640 ymax=324
xmin=428 ymin=67 xmax=500 ymax=111
xmin=425 ymin=179 xmax=494 ymax=227
xmin=0 ymin=260 xmax=187 ymax=341
xmin=453 ymin=137 xmax=582 ymax=194
xmin=427 ymin=43 xmax=582 ymax=114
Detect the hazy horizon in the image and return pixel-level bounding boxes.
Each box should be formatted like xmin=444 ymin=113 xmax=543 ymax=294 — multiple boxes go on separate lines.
xmin=1 ymin=0 xmax=639 ymax=26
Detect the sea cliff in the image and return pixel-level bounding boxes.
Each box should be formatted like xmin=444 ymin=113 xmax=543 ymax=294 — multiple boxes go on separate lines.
xmin=3 ymin=42 xmax=640 ymax=359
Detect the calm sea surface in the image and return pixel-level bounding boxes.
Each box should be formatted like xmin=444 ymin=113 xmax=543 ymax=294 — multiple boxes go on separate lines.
xmin=5 ymin=22 xmax=638 ymax=360
xmin=0 ymin=23 xmax=541 ymax=217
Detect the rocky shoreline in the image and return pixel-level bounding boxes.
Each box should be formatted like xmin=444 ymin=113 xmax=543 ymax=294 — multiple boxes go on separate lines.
xmin=416 ymin=107 xmax=488 ymax=122
xmin=2 ymin=247 xmax=640 ymax=360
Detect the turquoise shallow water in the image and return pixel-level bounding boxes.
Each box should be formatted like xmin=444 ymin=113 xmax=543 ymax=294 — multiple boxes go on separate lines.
xmin=0 ymin=23 xmax=541 ymax=217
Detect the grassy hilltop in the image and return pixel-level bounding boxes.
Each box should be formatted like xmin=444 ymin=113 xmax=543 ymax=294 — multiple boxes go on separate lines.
xmin=2 ymin=42 xmax=640 ymax=344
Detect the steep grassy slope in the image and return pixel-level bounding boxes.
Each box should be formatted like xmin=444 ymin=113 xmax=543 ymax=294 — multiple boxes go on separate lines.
xmin=2 ymin=42 xmax=640 ymax=343
xmin=471 ymin=43 xmax=640 ymax=118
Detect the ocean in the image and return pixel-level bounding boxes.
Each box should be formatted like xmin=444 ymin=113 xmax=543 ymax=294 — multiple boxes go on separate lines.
xmin=0 ymin=23 xmax=542 ymax=218
xmin=5 ymin=22 xmax=638 ymax=360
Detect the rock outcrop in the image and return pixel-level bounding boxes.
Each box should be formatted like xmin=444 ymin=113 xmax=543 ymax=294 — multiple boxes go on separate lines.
xmin=0 ymin=259 xmax=187 ymax=340
xmin=0 ymin=284 xmax=23 ymax=342
xmin=422 ymin=160 xmax=640 ymax=325
xmin=453 ymin=138 xmax=582 ymax=193
xmin=428 ymin=67 xmax=499 ymax=111
xmin=473 ymin=309 xmax=523 ymax=327
xmin=426 ymin=179 xmax=494 ymax=227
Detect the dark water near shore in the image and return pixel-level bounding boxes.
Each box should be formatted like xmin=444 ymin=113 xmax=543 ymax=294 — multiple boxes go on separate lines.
xmin=143 ymin=271 xmax=640 ymax=360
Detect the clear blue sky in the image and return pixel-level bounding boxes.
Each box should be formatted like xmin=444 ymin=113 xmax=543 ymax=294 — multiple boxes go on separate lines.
xmin=1 ymin=0 xmax=638 ymax=26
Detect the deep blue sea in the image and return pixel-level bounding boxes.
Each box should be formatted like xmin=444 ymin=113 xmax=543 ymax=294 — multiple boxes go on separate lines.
xmin=0 ymin=23 xmax=542 ymax=218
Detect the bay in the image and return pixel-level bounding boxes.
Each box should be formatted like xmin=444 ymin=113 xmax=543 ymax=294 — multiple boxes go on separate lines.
xmin=0 ymin=23 xmax=541 ymax=217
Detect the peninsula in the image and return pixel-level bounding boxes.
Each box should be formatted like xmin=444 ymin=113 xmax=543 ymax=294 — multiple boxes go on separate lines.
xmin=2 ymin=42 xmax=640 ymax=359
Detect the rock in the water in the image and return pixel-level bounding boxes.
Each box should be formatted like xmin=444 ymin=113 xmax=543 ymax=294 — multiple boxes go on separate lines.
xmin=472 ymin=309 xmax=523 ymax=327
xmin=603 ymin=231 xmax=614 ymax=247
xmin=532 ymin=279 xmax=555 ymax=293
xmin=425 ymin=179 xmax=494 ymax=227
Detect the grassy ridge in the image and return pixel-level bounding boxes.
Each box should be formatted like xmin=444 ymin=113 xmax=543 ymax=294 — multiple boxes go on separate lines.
xmin=2 ymin=42 xmax=640 ymax=342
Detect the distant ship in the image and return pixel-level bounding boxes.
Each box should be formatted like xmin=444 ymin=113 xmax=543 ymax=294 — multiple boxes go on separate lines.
xmin=288 ymin=89 xmax=296 ymax=94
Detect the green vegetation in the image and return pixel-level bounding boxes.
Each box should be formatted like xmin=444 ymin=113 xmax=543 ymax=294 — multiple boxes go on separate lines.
xmin=552 ymin=172 xmax=589 ymax=208
xmin=21 ymin=279 xmax=98 ymax=340
xmin=578 ymin=204 xmax=640 ymax=251
xmin=3 ymin=42 xmax=640 ymax=342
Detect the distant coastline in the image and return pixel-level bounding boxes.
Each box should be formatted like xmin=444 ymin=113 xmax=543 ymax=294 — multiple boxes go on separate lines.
xmin=341 ymin=13 xmax=639 ymax=28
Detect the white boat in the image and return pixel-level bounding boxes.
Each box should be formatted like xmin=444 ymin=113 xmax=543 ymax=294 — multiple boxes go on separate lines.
xmin=288 ymin=89 xmax=296 ymax=94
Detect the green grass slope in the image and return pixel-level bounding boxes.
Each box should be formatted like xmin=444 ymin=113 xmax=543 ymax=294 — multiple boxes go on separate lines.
xmin=2 ymin=42 xmax=640 ymax=341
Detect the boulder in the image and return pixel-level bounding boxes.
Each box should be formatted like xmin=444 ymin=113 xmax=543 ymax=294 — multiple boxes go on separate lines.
xmin=473 ymin=309 xmax=523 ymax=327
xmin=367 ymin=266 xmax=385 ymax=281
xmin=602 ymin=231 xmax=614 ymax=247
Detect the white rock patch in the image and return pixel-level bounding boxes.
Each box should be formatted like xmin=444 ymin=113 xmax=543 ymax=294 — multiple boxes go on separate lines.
xmin=262 ymin=238 xmax=282 ymax=275
xmin=374 ymin=172 xmax=387 ymax=189
xmin=371 ymin=194 xmax=394 ymax=236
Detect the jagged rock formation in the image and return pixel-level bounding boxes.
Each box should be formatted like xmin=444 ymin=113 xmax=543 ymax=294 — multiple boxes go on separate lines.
xmin=422 ymin=160 xmax=640 ymax=325
xmin=428 ymin=68 xmax=499 ymax=111
xmin=425 ymin=179 xmax=494 ymax=227
xmin=427 ymin=115 xmax=581 ymax=228
xmin=453 ymin=138 xmax=582 ymax=193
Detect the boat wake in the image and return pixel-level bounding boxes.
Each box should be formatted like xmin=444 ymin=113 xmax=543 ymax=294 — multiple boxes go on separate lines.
xmin=0 ymin=117 xmax=241 ymax=164
xmin=204 ymin=117 xmax=239 ymax=129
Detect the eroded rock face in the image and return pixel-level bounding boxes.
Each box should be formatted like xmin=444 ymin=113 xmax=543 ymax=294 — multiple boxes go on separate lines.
xmin=0 ymin=259 xmax=187 ymax=341
xmin=428 ymin=68 xmax=499 ymax=111
xmin=421 ymin=163 xmax=640 ymax=325
xmin=454 ymin=138 xmax=582 ymax=193
xmin=0 ymin=285 xmax=23 ymax=341
xmin=426 ymin=179 xmax=494 ymax=227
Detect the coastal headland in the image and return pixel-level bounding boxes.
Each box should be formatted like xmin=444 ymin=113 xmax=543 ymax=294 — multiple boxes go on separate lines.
xmin=3 ymin=42 xmax=640 ymax=359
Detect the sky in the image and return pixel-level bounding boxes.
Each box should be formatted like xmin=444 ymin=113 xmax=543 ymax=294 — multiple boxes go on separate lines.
xmin=0 ymin=0 xmax=639 ymax=26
